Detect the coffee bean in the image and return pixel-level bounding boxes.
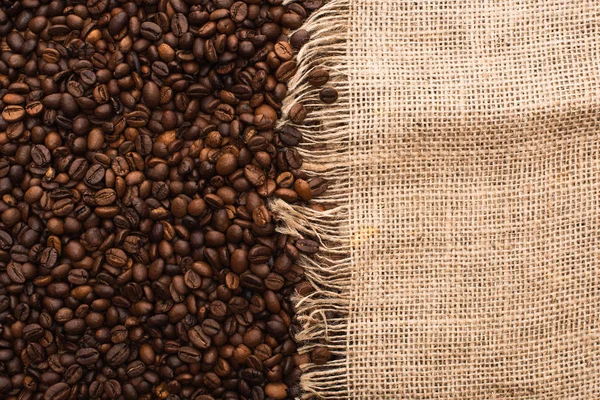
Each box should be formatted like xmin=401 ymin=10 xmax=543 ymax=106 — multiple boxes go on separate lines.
xmin=106 ymin=343 xmax=130 ymax=366
xmin=294 ymin=179 xmax=313 ymax=201
xmin=201 ymin=319 xmax=221 ymax=336
xmin=311 ymin=346 xmax=331 ymax=365
xmin=85 ymin=164 xmax=105 ymax=186
xmin=244 ymin=164 xmax=266 ymax=187
xmin=178 ymin=346 xmax=201 ymax=363
xmin=140 ymin=22 xmax=163 ymax=41
xmin=143 ymin=81 xmax=160 ymax=109
xmin=126 ymin=360 xmax=146 ymax=377
xmin=2 ymin=105 xmax=25 ymax=122
xmin=106 ymin=248 xmax=128 ymax=267
xmin=22 ymin=324 xmax=44 ymax=341
xmin=75 ymin=348 xmax=100 ymax=366
xmin=275 ymin=61 xmax=298 ymax=83
xmin=309 ymin=177 xmax=329 ymax=196
xmin=296 ymin=238 xmax=319 ymax=254
xmin=307 ymin=67 xmax=330 ymax=87
xmin=281 ymin=12 xmax=304 ymax=29
xmin=289 ymin=103 xmax=308 ymax=124
xmin=320 ymin=86 xmax=339 ymax=104
xmin=171 ymin=14 xmax=188 ymax=37
xmin=290 ymin=29 xmax=311 ymax=49
xmin=279 ymin=126 xmax=303 ymax=146
xmin=94 ymin=188 xmax=116 ymax=206
xmin=44 ymin=382 xmax=70 ymax=400
xmin=252 ymin=205 xmax=271 ymax=227
xmin=230 ymin=2 xmax=248 ymax=23
xmin=184 ymin=269 xmax=202 ymax=289
xmin=274 ymin=42 xmax=294 ymax=61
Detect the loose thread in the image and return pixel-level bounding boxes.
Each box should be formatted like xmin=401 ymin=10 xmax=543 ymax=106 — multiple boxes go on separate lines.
xmin=269 ymin=0 xmax=352 ymax=398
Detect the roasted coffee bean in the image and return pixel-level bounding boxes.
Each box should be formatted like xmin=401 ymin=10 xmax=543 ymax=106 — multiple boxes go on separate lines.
xmin=178 ymin=346 xmax=201 ymax=363
xmin=140 ymin=22 xmax=163 ymax=41
xmin=279 ymin=126 xmax=303 ymax=146
xmin=265 ymin=382 xmax=288 ymax=399
xmin=289 ymin=103 xmax=308 ymax=124
xmin=85 ymin=164 xmax=105 ymax=186
xmin=106 ymin=343 xmax=130 ymax=366
xmin=311 ymin=346 xmax=331 ymax=365
xmin=31 ymin=145 xmax=51 ymax=166
xmin=275 ymin=61 xmax=298 ymax=83
xmin=309 ymin=177 xmax=329 ymax=196
xmin=94 ymin=188 xmax=117 ymax=206
xmin=307 ymin=68 xmax=329 ymax=87
xmin=290 ymin=29 xmax=311 ymax=49
xmin=44 ymin=382 xmax=70 ymax=400
xmin=274 ymin=42 xmax=294 ymax=61
xmin=7 ymin=262 xmax=26 ymax=284
xmin=296 ymin=238 xmax=320 ymax=254
xmin=188 ymin=326 xmax=211 ymax=350
xmin=320 ymin=87 xmax=339 ymax=104
xmin=295 ymin=179 xmax=313 ymax=201
xmin=75 ymin=348 xmax=100 ymax=366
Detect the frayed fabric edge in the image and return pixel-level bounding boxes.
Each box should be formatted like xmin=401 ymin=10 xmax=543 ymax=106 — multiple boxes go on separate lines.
xmin=269 ymin=0 xmax=352 ymax=398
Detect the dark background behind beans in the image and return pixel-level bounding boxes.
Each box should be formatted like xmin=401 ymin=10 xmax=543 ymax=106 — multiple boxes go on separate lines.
xmin=0 ymin=0 xmax=336 ymax=399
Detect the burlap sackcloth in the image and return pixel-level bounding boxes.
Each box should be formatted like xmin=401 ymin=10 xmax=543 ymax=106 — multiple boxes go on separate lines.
xmin=273 ymin=0 xmax=600 ymax=398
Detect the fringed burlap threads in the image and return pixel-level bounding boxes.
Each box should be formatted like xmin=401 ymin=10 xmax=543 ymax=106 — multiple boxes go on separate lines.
xmin=275 ymin=0 xmax=600 ymax=398
xmin=270 ymin=0 xmax=352 ymax=398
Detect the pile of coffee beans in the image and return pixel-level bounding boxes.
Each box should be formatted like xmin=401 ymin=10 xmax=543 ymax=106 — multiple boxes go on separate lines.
xmin=0 ymin=0 xmax=337 ymax=399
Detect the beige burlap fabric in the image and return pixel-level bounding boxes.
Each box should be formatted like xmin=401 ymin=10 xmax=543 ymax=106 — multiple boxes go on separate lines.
xmin=274 ymin=0 xmax=600 ymax=398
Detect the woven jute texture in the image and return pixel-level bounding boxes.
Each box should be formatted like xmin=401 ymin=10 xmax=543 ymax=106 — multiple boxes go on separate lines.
xmin=274 ymin=0 xmax=600 ymax=398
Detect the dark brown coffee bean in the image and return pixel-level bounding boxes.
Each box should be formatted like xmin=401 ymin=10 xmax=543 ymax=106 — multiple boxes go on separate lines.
xmin=140 ymin=21 xmax=163 ymax=41
xmin=22 ymin=324 xmax=44 ymax=341
xmin=230 ymin=2 xmax=248 ymax=23
xmin=309 ymin=177 xmax=329 ymax=196
xmin=171 ymin=14 xmax=188 ymax=37
xmin=279 ymin=126 xmax=302 ymax=146
xmin=184 ymin=269 xmax=201 ymax=289
xmin=244 ymin=165 xmax=266 ymax=187
xmin=75 ymin=348 xmax=100 ymax=366
xmin=106 ymin=343 xmax=130 ymax=366
xmin=290 ymin=29 xmax=311 ymax=49
xmin=94 ymin=188 xmax=116 ymax=206
xmin=52 ymin=198 xmax=75 ymax=217
xmin=274 ymin=42 xmax=294 ymax=61
xmin=307 ymin=68 xmax=329 ymax=87
xmin=216 ymin=152 xmax=238 ymax=176
xmin=311 ymin=346 xmax=331 ymax=365
xmin=143 ymin=81 xmax=160 ymax=109
xmin=215 ymin=103 xmax=235 ymax=122
xmin=319 ymin=86 xmax=339 ymax=104
xmin=106 ymin=248 xmax=128 ymax=267
xmin=7 ymin=262 xmax=26 ymax=284
xmin=201 ymin=319 xmax=221 ymax=336
xmin=126 ymin=360 xmax=146 ymax=377
xmin=85 ymin=164 xmax=105 ymax=186
xmin=44 ymin=382 xmax=70 ymax=400
xmin=289 ymin=103 xmax=307 ymax=124
xmin=275 ymin=61 xmax=298 ymax=83
xmin=248 ymin=245 xmax=272 ymax=264
xmin=31 ymin=145 xmax=52 ymax=166
xmin=296 ymin=238 xmax=319 ymax=254
xmin=178 ymin=346 xmax=201 ymax=363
